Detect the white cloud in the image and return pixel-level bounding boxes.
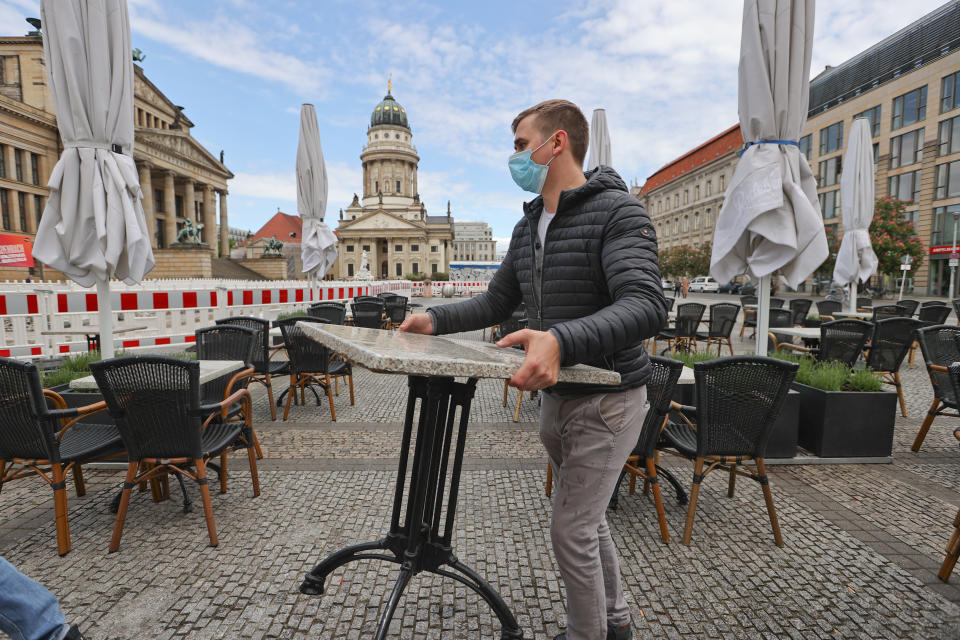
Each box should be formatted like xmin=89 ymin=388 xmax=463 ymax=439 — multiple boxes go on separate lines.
xmin=0 ymin=1 xmax=38 ymax=36
xmin=231 ymin=161 xmax=362 ymax=215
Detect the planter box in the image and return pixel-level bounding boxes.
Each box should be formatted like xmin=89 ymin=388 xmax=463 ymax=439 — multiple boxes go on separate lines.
xmin=792 ymin=382 xmax=898 ymax=457
xmin=49 ymin=385 xmax=114 ymax=426
xmin=764 ymin=389 xmax=799 ymax=459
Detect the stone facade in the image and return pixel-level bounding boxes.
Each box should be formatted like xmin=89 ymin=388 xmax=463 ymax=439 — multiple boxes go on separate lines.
xmin=452 ymin=221 xmax=497 ymax=262
xmin=148 ymin=247 xmax=212 ymax=279
xmin=235 ymin=257 xmax=288 ymax=280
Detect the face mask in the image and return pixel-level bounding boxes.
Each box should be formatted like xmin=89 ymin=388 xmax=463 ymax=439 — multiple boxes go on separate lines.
xmin=508 ymin=132 xmax=558 ymax=194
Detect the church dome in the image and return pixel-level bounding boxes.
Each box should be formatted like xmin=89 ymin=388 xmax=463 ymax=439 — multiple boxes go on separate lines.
xmin=370 ymin=92 xmax=409 ymax=130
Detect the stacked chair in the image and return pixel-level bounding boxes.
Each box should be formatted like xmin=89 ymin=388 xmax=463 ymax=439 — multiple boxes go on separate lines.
xmin=214 ymin=316 xmax=287 ymax=421
xmin=863 ymin=318 xmax=922 ymax=417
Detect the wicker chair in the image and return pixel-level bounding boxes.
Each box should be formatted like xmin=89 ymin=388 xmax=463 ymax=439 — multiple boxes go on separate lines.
xmin=353 ymin=295 xmax=381 ymax=304
xmin=765 ymin=308 xmax=794 ymax=351
xmin=939 ymin=364 xmax=960 ymax=582
xmin=658 ymin=356 xmax=798 ymax=546
xmin=214 ymin=316 xmax=287 ymax=421
xmin=90 ymin=356 xmax=259 ymax=552
xmin=351 ymin=300 xmax=386 ymax=329
xmin=769 ymin=297 xmax=786 ymax=309
xmin=655 ymin=302 xmax=705 ymax=354
xmin=664 ymin=297 xmax=676 ymax=312
xmin=776 ymin=318 xmax=872 ymax=367
xmin=863 ymin=318 xmax=922 ymax=417
xmin=953 ymin=298 xmax=960 ymax=322
xmin=921 ymin=300 xmax=949 ymax=309
xmin=872 ymin=304 xmax=902 ymax=321
xmin=696 ymin=303 xmax=739 ymax=355
xmin=279 ymin=317 xmax=353 ymax=421
xmin=492 ymin=308 xmax=532 ymax=422
xmin=0 ymin=357 xmax=123 ymax=555
xmin=788 ymin=298 xmax=813 ymax=326
xmin=908 ymin=305 xmax=955 ymax=368
xmin=383 ymin=297 xmax=409 ymax=329
xmin=857 ymin=296 xmax=873 ymax=310
xmin=816 ymin=300 xmax=841 ymax=320
xmin=308 ymin=302 xmax=347 ymax=325
xmin=739 ymin=295 xmax=758 ymax=339
xmin=912 ymin=325 xmax=960 ymax=451
xmin=898 ymin=299 xmax=920 ymax=317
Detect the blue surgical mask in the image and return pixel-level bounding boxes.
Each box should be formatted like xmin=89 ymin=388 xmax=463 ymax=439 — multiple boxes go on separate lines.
xmin=508 ymin=132 xmax=558 ymax=194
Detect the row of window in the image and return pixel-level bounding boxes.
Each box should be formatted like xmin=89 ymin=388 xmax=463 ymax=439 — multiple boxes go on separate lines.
xmin=656 ymin=176 xmax=724 ymax=214
xmin=453 ymin=255 xmax=490 ymax=261
xmin=343 ymin=262 xmax=438 ymax=277
xmin=371 ymin=132 xmax=410 ymax=142
xmin=345 ymin=243 xmax=438 ymax=253
xmin=658 ymin=209 xmax=714 ymax=236
xmin=372 ymin=180 xmax=405 ymax=194
xmin=136 ymin=107 xmax=171 ymax=130
xmin=0 ymin=188 xmax=44 ymax=232
xmin=0 ymin=145 xmax=41 ymax=186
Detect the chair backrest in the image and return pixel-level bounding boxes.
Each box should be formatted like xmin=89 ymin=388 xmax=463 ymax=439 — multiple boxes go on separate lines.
xmin=384 ymin=298 xmax=408 ymax=323
xmin=769 ymin=297 xmax=785 ymax=309
xmin=789 ymin=298 xmax=813 ymax=325
xmin=351 ymin=300 xmax=385 ymax=329
xmin=0 ymin=357 xmax=59 ymax=461
xmin=916 ymin=324 xmax=960 ymax=405
xmin=953 ymin=298 xmax=960 ymax=320
xmin=195 ymin=325 xmax=257 ymax=366
xmin=817 ymin=319 xmax=873 ymax=367
xmin=692 ymin=356 xmax=798 ymax=458
xmin=872 ymin=304 xmax=902 ymax=322
xmin=675 ymin=303 xmax=706 ymax=338
xmin=634 ymin=356 xmax=684 ymax=459
xmin=214 ymin=316 xmax=270 ymax=371
xmin=921 ymin=300 xmax=948 ymax=308
xmin=865 ymin=317 xmax=922 ymax=373
xmin=353 ymin=295 xmax=380 ymax=304
xmin=768 ymin=308 xmax=793 ymax=328
xmin=708 ymin=303 xmax=740 ymax=338
xmin=308 ymin=302 xmax=346 ymax=325
xmin=857 ymin=296 xmax=873 ymax=308
xmin=90 ymin=356 xmax=201 ymax=460
xmin=816 ymin=300 xmax=841 ymax=317
xmin=279 ymin=318 xmax=334 ymax=375
xmin=919 ymin=304 xmax=952 ymax=325
xmin=664 ymin=297 xmax=676 ymax=312
xmin=898 ymin=299 xmax=920 ymax=316
xmin=739 ymin=295 xmax=758 ymax=307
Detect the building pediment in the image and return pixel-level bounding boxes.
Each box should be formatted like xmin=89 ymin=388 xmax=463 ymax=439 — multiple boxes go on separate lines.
xmin=339 ymin=209 xmax=423 ymax=231
xmin=136 ymin=130 xmax=233 ymax=182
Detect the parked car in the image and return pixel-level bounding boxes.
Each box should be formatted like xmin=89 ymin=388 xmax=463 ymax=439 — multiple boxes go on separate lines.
xmin=739 ymin=281 xmax=757 ymax=296
xmin=689 ymin=276 xmax=719 ymax=293
xmin=661 ymin=278 xmax=673 ymax=291
xmin=718 ymin=281 xmax=741 ymax=294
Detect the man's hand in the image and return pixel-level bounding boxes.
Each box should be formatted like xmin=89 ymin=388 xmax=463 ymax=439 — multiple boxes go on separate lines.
xmin=399 ymin=313 xmax=434 ymax=335
xmin=498 ymin=329 xmax=561 ymax=391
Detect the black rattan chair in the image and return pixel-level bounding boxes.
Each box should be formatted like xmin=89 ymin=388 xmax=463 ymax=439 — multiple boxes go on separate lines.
xmin=939 ymin=362 xmax=960 ymax=582
xmin=857 ymin=296 xmax=873 ymax=310
xmin=872 ymin=304 xmax=902 ymax=322
xmin=308 ymin=302 xmax=347 ymax=325
xmin=659 ymin=356 xmax=798 ymax=546
xmin=864 ymin=318 xmax=922 ymax=417
xmin=214 ymin=316 xmax=288 ymax=421
xmin=921 ymin=300 xmax=949 ymax=308
xmin=912 ymin=325 xmax=960 ymax=452
xmin=664 ymin=297 xmax=676 ymax=313
xmin=908 ymin=305 xmax=955 ymax=368
xmin=491 ymin=307 xmax=531 ymax=422
xmin=739 ymin=295 xmax=758 ymax=339
xmin=769 ymin=297 xmax=785 ymax=309
xmin=90 ymin=356 xmax=260 ymax=552
xmin=789 ymin=298 xmax=813 ymax=326
xmin=777 ymin=318 xmax=872 ymax=368
xmin=898 ymin=299 xmax=920 ymax=317
xmin=766 ymin=308 xmax=794 ymax=352
xmin=656 ymin=302 xmax=705 ymax=354
xmin=697 ymin=303 xmax=739 ymax=356
xmin=383 ymin=297 xmax=408 ymax=329
xmin=816 ymin=299 xmax=841 ymax=320
xmin=0 ymin=357 xmax=123 ymax=555
xmin=953 ymin=299 xmax=960 ymax=322
xmin=351 ymin=300 xmax=386 ymax=329
xmin=279 ymin=318 xmax=353 ymax=421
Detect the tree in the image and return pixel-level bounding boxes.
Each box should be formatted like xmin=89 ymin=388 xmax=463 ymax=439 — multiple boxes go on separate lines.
xmin=815 ymin=225 xmax=841 ymax=280
xmin=869 ymin=196 xmax=925 ymax=278
xmin=658 ymin=242 xmax=712 ymax=277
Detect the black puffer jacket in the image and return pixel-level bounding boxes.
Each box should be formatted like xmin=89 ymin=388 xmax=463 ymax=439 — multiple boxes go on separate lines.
xmin=429 ymin=166 xmax=667 ymax=395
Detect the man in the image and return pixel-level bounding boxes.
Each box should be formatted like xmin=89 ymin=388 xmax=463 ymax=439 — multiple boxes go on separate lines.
xmin=400 ymin=99 xmax=666 ymax=640
xmin=0 ymin=557 xmax=85 ymax=639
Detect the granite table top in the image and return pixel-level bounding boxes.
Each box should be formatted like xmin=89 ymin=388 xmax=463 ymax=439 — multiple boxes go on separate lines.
xmin=297 ymin=322 xmax=621 ymax=385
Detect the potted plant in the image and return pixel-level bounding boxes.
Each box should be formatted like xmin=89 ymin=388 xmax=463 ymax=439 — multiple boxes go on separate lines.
xmin=803 ymin=314 xmax=822 ymax=328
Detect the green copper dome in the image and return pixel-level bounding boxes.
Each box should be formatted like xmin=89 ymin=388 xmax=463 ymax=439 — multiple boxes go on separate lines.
xmin=370 ymin=92 xmax=409 ymax=130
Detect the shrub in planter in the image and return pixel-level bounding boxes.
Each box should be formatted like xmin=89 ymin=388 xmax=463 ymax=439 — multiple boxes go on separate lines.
xmin=803 ymin=314 xmax=822 ymax=328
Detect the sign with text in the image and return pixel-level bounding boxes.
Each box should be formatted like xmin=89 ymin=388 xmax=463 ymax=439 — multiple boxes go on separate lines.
xmin=0 ymin=234 xmax=33 ymax=267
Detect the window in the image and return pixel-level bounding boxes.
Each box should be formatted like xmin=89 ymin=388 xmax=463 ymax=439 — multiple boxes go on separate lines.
xmin=674 ymin=218 xmax=679 ymax=234
xmin=17 ymin=192 xmax=25 ymax=230
xmin=798 ymin=134 xmax=812 ymax=160
xmin=14 ymin=149 xmax=22 ymax=182
xmin=705 ymin=208 xmax=712 ymax=226
xmin=936 ymin=160 xmax=960 ymax=199
xmin=873 ymin=142 xmax=879 ymax=164
xmin=818 ymin=156 xmax=841 ymax=187
xmin=892 ymin=86 xmax=927 ymax=130
xmin=411 ymin=244 xmax=419 ymax=251
xmin=904 ymin=209 xmax=919 ymax=233
xmin=719 ymin=175 xmax=725 ymax=190
xmin=683 ymin=190 xmax=689 ymax=205
xmin=943 ymin=71 xmax=960 ymax=113
xmin=375 ymin=181 xmax=379 ymax=192
xmin=431 ymin=264 xmax=438 ymax=274
xmin=694 ymin=185 xmax=700 ymax=201
xmin=30 ymin=153 xmax=39 ymax=185
xmin=890 ymin=128 xmax=924 ymax=168
xmin=431 ymin=245 xmax=438 ymax=252
xmin=819 ymin=121 xmax=843 ymax=154
xmin=854 ymin=105 xmax=881 ymax=137
xmin=174 ymin=194 xmax=183 ymax=219
xmin=889 ymin=170 xmax=922 ymax=202
xmin=362 ymin=244 xmax=370 ymax=252
xmin=347 ymin=263 xmax=354 ymax=277
xmin=0 ymin=189 xmax=8 ymax=229
xmin=34 ymin=195 xmax=42 ymax=225
xmin=706 ymin=181 xmax=712 ymax=196
xmin=683 ymin=215 xmax=689 ymax=231
xmin=154 ymin=188 xmax=164 ymax=212
xmin=346 ymin=244 xmax=354 ymax=252
xmin=396 ymin=180 xmax=400 ymax=192
xmin=396 ymin=262 xmax=402 ymax=276
xmin=412 ymin=262 xmax=419 ymax=274
xmin=818 ymin=189 xmax=839 ymax=218
xmin=694 ymin=212 xmax=700 ymax=229
xmin=395 ymin=244 xmax=402 ymax=252
xmin=674 ymin=194 xmax=679 ymax=208
xmin=940 ymin=115 xmax=960 ymax=156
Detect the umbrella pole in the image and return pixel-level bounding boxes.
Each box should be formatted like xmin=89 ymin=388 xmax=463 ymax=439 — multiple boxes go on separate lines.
xmin=755 ymin=274 xmax=771 ymax=356
xmin=96 ymin=278 xmax=114 ymax=359
xmin=849 ymin=282 xmax=857 ymax=313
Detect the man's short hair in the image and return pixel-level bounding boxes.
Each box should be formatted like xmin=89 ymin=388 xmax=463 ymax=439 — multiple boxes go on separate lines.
xmin=512 ymin=99 xmax=589 ymax=166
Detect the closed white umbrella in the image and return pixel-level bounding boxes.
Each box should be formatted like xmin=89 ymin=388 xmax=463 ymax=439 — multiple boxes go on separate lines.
xmin=832 ymin=117 xmax=877 ymax=311
xmin=587 ymin=108 xmax=612 ymax=170
xmin=297 ymin=104 xmax=337 ymax=301
xmin=33 ymin=0 xmax=153 ymax=358
xmin=710 ymin=0 xmax=827 ymax=355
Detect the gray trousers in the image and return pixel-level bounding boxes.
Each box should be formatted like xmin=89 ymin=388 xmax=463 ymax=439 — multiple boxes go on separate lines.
xmin=540 ymin=385 xmax=648 ymax=640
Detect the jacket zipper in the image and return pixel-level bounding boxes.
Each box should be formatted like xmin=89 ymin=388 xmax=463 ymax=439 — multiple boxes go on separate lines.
xmin=528 ymin=217 xmax=543 ymax=328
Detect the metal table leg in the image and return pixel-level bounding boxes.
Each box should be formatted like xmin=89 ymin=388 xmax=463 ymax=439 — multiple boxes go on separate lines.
xmin=298 ymin=375 xmax=523 ymax=639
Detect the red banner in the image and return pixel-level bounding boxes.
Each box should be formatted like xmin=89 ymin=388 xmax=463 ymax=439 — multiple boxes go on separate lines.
xmin=0 ymin=234 xmax=33 ymax=267
xmin=930 ymin=245 xmax=958 ymax=255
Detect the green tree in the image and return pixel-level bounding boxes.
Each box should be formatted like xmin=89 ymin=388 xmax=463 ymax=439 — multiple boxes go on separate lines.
xmin=815 ymin=225 xmax=841 ymax=280
xmin=869 ymin=196 xmax=925 ymax=278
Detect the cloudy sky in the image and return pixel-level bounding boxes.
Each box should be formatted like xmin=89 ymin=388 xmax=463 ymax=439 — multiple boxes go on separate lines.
xmin=0 ymin=0 xmax=952 ymax=245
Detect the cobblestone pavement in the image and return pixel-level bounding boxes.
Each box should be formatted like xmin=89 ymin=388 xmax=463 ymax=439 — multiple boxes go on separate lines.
xmin=3 ymin=294 xmax=960 ymax=639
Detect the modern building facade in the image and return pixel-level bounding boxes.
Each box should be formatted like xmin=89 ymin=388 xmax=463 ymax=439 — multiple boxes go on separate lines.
xmin=452 ymin=221 xmax=496 ymax=262
xmin=639 ymin=1 xmax=960 ymax=294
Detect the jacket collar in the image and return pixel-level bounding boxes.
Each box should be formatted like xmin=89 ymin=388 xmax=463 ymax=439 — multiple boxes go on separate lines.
xmin=521 ymin=165 xmax=627 ymax=221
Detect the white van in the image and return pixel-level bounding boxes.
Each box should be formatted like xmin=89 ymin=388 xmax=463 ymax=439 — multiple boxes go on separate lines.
xmin=689 ymin=276 xmax=719 ymax=293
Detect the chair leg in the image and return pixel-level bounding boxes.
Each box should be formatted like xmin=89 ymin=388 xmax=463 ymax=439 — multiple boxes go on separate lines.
xmin=220 ymin=453 xmax=228 ymax=494
xmin=348 ymin=371 xmax=355 ymax=405
xmin=246 ymin=438 xmax=261 ymax=498
xmin=52 ymin=463 xmax=71 ymax=556
xmin=756 ymin=458 xmax=783 ymax=547
xmin=682 ymin=458 xmax=705 ymax=545
xmin=646 ymin=458 xmax=670 ymax=544
xmin=545 ymin=464 xmax=552 ymax=497
xmin=251 ymin=428 xmax=264 ymax=460
xmin=265 ymin=374 xmax=277 ymax=421
xmin=513 ymin=387 xmax=523 ymax=423
xmin=195 ymin=460 xmax=218 ymax=547
xmin=726 ymin=338 xmax=734 ymax=356
xmin=283 ymin=375 xmax=297 ymax=421
xmin=502 ymin=379 xmax=509 ymax=407
xmin=912 ymin=398 xmax=941 ymax=452
xmin=728 ymin=463 xmax=737 ymax=498
xmin=939 ymin=509 xmax=960 ymax=582
xmin=73 ymin=463 xmax=86 ymax=497
xmin=109 ymin=462 xmax=138 ymax=553
xmin=334 ymin=376 xmax=339 ymax=396
xmin=893 ymin=372 xmax=907 ymax=418
xmin=908 ymin=341 xmax=917 ymax=368
xmin=325 ymin=374 xmax=337 ymax=421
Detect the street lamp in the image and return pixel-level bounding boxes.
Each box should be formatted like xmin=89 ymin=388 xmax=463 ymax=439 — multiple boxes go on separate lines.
xmin=949 ymin=211 xmax=960 ymax=299
xmin=898 ymin=254 xmax=914 ymax=302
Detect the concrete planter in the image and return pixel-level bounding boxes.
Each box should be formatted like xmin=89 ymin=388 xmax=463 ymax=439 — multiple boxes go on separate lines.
xmin=50 ymin=384 xmax=113 ymax=426
xmin=764 ymin=389 xmax=799 ymax=459
xmin=792 ymin=382 xmax=898 ymax=457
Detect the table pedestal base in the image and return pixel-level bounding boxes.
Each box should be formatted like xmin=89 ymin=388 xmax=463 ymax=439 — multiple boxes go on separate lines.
xmin=299 ymin=375 xmax=523 ymax=640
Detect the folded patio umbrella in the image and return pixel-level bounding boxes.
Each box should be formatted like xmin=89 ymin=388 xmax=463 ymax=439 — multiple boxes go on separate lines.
xmin=297 ymin=104 xmax=338 ymax=300
xmin=587 ymin=108 xmax=612 ymax=170
xmin=710 ymin=0 xmax=827 ymax=354
xmin=33 ymin=0 xmax=154 ymax=358
xmin=832 ymin=117 xmax=877 ymax=311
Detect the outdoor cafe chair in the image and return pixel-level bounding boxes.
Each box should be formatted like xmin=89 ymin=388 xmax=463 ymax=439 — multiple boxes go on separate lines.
xmin=492 ymin=308 xmax=532 ymax=422
xmin=383 ymin=297 xmax=408 ymax=329
xmin=769 ymin=297 xmax=786 ymax=309
xmin=90 ymin=356 xmax=260 ymax=552
xmin=764 ymin=308 xmax=794 ymax=352
xmin=864 ymin=318 xmax=922 ymax=417
xmin=353 ymin=295 xmax=381 ymax=305
xmin=739 ymin=295 xmax=758 ymax=339
xmin=0 ymin=357 xmax=123 ymax=555
xmin=898 ymin=299 xmax=920 ymax=317
xmin=938 ymin=377 xmax=960 ymax=583
xmin=873 ymin=304 xmax=903 ymax=322
xmin=308 ymin=302 xmax=347 ymax=325
xmin=279 ymin=317 xmax=353 ymax=421
xmin=857 ymin=296 xmax=873 ymax=310
xmin=921 ymin=300 xmax=949 ymax=308
xmin=658 ymin=356 xmax=798 ymax=546
xmin=912 ymin=325 xmax=960 ymax=452
xmin=655 ymin=302 xmax=705 ymax=354
xmin=696 ymin=302 xmax=739 ymax=356
xmin=908 ymin=305 xmax=954 ymax=368
xmin=953 ymin=298 xmax=960 ymax=323
xmin=664 ymin=297 xmax=676 ymax=313
xmin=816 ymin=299 xmax=841 ymax=320
xmin=214 ymin=316 xmax=288 ymax=421
xmin=351 ymin=300 xmax=386 ymax=329
xmin=776 ymin=318 xmax=872 ymax=368
xmin=788 ymin=298 xmax=813 ymax=326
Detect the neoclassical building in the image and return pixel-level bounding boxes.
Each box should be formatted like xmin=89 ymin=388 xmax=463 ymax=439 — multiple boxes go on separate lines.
xmin=333 ymin=83 xmax=453 ymax=279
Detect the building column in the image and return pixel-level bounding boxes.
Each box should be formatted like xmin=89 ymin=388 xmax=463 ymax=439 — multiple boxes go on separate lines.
xmin=8 ymin=190 xmax=20 ymax=232
xmin=4 ymin=146 xmax=15 ymax=183
xmin=218 ymin=189 xmax=228 ymax=257
xmin=23 ymin=191 xmax=35 ymax=233
xmin=163 ymin=171 xmax=177 ymax=247
xmin=138 ymin=163 xmax=155 ymax=247
xmin=183 ymin=178 xmax=196 ymax=224
xmin=202 ymin=184 xmax=216 ymax=252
